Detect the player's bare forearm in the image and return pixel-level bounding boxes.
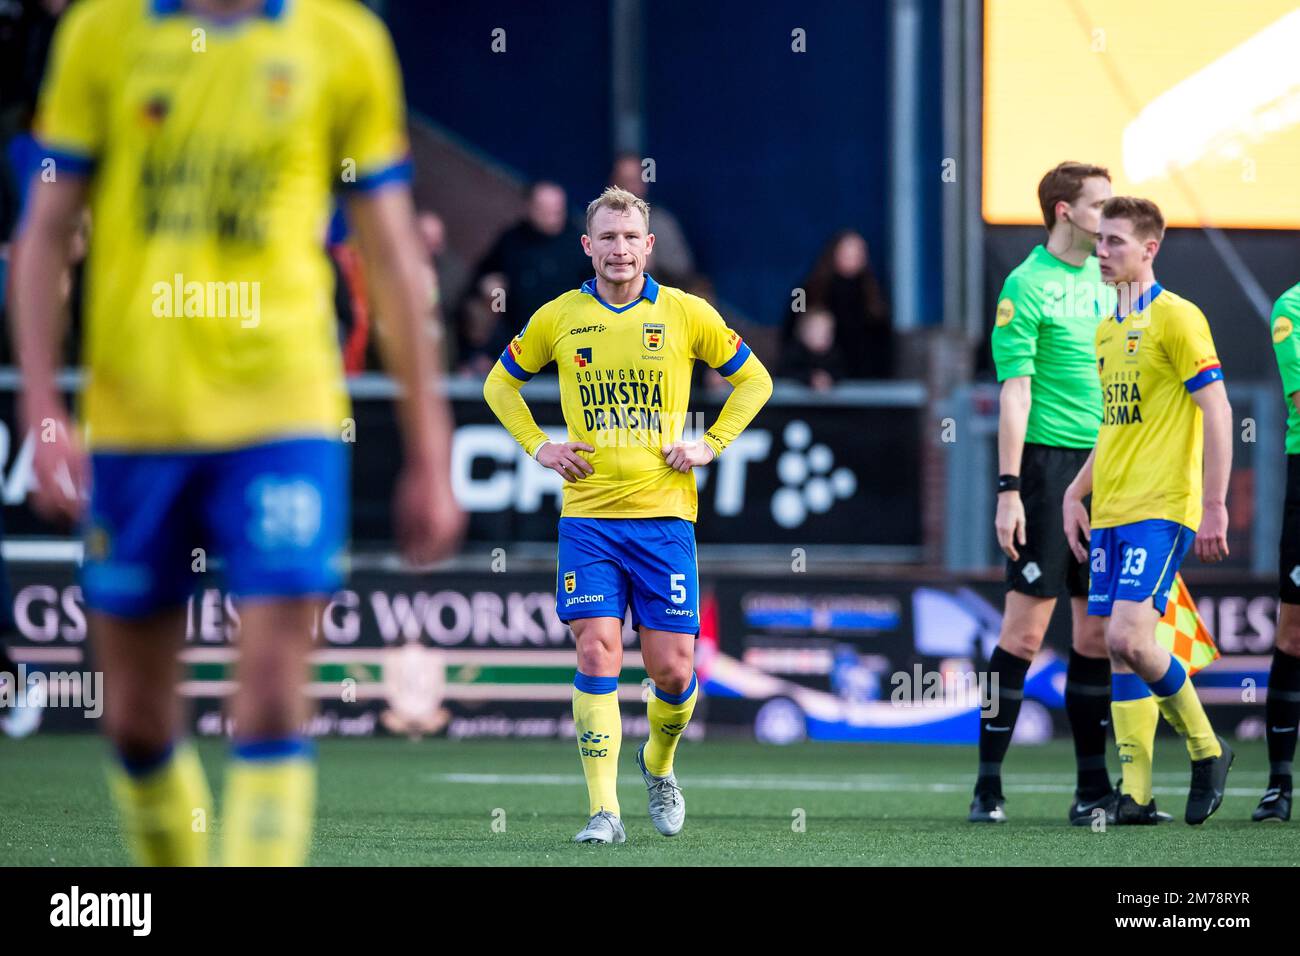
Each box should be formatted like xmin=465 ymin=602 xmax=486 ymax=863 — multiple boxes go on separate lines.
xmin=1065 ymin=449 xmax=1094 ymax=500
xmin=996 ymin=376 xmax=1031 ymax=476
xmin=10 ymin=177 xmax=85 ymax=413
xmin=1193 ymin=380 xmax=1232 ymax=507
xmin=347 ymin=188 xmax=448 ymax=469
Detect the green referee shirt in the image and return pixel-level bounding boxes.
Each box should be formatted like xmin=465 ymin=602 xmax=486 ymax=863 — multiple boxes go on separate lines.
xmin=1271 ymin=282 xmax=1300 ymax=454
xmin=990 ymin=245 xmax=1109 ymax=449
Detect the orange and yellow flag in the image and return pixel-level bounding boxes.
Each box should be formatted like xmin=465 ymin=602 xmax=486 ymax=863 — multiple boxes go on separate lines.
xmin=1155 ymin=574 xmax=1219 ymax=675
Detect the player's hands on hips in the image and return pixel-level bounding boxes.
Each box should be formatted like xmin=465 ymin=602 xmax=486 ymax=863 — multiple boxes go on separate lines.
xmin=395 ymin=458 xmax=466 ymax=566
xmin=662 ymin=439 xmax=715 ymax=473
xmin=24 ymin=399 xmax=88 ymax=524
xmin=1195 ymin=501 xmax=1229 ymax=562
xmin=995 ymin=491 xmax=1026 ymax=561
xmin=1062 ymin=488 xmax=1091 ymax=564
xmin=537 ymin=441 xmax=595 ymax=482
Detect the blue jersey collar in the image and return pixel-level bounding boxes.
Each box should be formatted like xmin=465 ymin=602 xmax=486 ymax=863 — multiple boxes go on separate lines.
xmin=151 ymin=0 xmax=288 ymax=19
xmin=579 ymin=273 xmax=660 ymax=313
xmin=1115 ymin=281 xmax=1162 ymax=323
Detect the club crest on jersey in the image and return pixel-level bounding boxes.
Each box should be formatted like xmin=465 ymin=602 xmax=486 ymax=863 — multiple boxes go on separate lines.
xmin=564 ymin=571 xmax=576 ymax=594
xmin=574 ymin=347 xmax=592 ymax=368
xmin=1125 ymin=329 xmax=1142 ymax=356
xmin=642 ymin=323 xmax=665 ymax=351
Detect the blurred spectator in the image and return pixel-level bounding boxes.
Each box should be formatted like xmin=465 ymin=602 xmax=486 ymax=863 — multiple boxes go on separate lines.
xmin=471 ymin=181 xmax=588 ymax=339
xmin=416 ymin=208 xmax=468 ymax=319
xmin=779 ymin=307 xmax=843 ymax=391
xmin=789 ymin=229 xmax=892 ymax=380
xmin=454 ymin=273 xmax=514 ymax=379
xmin=683 ymin=274 xmax=739 ymax=395
xmin=609 ymin=152 xmax=694 ymax=286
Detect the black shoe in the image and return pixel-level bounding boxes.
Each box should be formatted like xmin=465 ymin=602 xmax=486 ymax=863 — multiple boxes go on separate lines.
xmin=968 ymin=791 xmax=1006 ymax=823
xmin=1114 ymin=793 xmax=1162 ymax=825
xmin=1251 ymin=786 xmax=1292 ymax=822
xmin=1069 ymin=788 xmax=1118 ymax=826
xmin=1186 ymin=736 xmax=1234 ymax=825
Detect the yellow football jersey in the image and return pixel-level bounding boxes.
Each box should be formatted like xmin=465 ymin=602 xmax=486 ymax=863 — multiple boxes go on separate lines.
xmin=1092 ymin=284 xmax=1223 ymax=530
xmin=34 ymin=0 xmax=410 ymax=449
xmin=489 ymin=274 xmax=761 ymax=521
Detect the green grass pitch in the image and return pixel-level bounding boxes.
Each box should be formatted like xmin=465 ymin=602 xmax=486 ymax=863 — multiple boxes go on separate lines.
xmin=1 ymin=734 xmax=1292 ymax=866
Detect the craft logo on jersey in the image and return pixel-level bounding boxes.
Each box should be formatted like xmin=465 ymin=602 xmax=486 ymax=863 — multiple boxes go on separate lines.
xmin=574 ymin=347 xmax=593 ymax=368
xmin=1125 ymin=329 xmax=1142 ymax=356
xmin=642 ymin=323 xmax=665 ymax=352
xmin=564 ymin=571 xmax=576 ymax=594
xmin=1275 ymin=315 xmax=1294 ymax=344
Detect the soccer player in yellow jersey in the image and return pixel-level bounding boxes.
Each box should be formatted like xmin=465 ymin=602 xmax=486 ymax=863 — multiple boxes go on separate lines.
xmin=1062 ymin=197 xmax=1234 ymax=825
xmin=484 ymin=186 xmax=772 ymax=843
xmin=12 ymin=0 xmax=463 ymax=865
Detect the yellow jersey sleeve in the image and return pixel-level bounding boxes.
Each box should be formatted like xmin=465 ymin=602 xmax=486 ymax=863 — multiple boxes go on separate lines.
xmin=688 ymin=295 xmax=751 ymax=376
xmin=332 ymin=8 xmax=411 ymax=189
xmin=33 ymin=0 xmax=108 ymax=172
xmin=500 ymin=303 xmax=557 ymax=380
xmin=686 ymin=295 xmax=771 ymax=457
xmin=1165 ymin=303 xmax=1223 ymax=393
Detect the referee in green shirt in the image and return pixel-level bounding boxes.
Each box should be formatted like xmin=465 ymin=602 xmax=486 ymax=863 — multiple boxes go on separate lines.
xmin=1258 ymin=280 xmax=1300 ymax=823
xmin=970 ymin=162 xmax=1118 ymax=824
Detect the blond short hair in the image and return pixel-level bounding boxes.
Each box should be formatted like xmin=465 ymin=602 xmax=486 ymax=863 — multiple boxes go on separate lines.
xmin=585 ymin=186 xmax=650 ymax=234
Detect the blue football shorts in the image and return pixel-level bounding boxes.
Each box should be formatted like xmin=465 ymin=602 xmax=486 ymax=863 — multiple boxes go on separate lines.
xmin=81 ymin=437 xmax=348 ymax=618
xmin=555 ymin=516 xmax=700 ymax=635
xmin=1086 ymin=518 xmax=1196 ymax=617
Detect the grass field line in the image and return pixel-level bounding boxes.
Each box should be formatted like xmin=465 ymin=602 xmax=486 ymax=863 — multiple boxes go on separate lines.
xmin=428 ymin=772 xmax=1263 ymax=797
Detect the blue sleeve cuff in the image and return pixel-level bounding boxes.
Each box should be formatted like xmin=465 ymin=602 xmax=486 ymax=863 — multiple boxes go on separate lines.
xmin=37 ymin=143 xmax=96 ymax=177
xmin=1184 ymin=365 xmax=1223 ymax=393
xmin=715 ymin=341 xmax=752 ymax=377
xmin=342 ymin=157 xmax=413 ymax=193
xmin=500 ymin=348 xmax=534 ymax=382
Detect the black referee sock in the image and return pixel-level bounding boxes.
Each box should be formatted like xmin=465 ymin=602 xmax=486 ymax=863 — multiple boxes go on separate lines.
xmin=1065 ymin=649 xmax=1113 ymax=799
xmin=975 ymin=646 xmax=1030 ymax=796
xmin=1266 ymin=647 xmax=1300 ymax=788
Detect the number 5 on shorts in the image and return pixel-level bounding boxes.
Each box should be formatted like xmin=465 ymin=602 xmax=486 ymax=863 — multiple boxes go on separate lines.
xmin=670 ymin=573 xmax=686 ymax=604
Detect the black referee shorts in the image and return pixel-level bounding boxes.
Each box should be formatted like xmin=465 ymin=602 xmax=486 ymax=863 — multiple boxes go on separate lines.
xmin=1279 ymin=454 xmax=1300 ymax=605
xmin=1005 ymin=442 xmax=1090 ymax=599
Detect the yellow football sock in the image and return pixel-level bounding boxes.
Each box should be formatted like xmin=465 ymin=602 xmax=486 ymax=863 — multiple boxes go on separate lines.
xmin=1111 ymin=673 xmax=1158 ymax=805
xmin=222 ymin=738 xmax=316 ymax=866
xmin=1150 ymin=658 xmax=1221 ymax=762
xmin=644 ymin=672 xmax=697 ymax=777
xmin=108 ymin=741 xmax=212 ymax=866
xmin=573 ymin=673 xmax=622 ymax=817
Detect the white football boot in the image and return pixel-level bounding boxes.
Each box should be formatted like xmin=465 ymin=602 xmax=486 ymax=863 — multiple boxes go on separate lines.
xmin=635 ymin=743 xmax=686 ymax=836
xmin=573 ymin=809 xmax=626 ymax=844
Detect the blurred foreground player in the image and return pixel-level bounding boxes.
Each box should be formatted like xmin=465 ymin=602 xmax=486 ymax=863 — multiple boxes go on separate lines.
xmin=1063 ymin=197 xmax=1233 ymax=825
xmin=13 ymin=0 xmax=462 ymax=864
xmin=972 ymin=162 xmax=1118 ymax=825
xmin=1260 ymin=279 xmax=1300 ymax=822
xmin=484 ymin=187 xmax=771 ymax=843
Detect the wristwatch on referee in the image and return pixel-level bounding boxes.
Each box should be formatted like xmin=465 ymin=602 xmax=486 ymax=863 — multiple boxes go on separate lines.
xmin=997 ymin=474 xmax=1020 ymax=494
